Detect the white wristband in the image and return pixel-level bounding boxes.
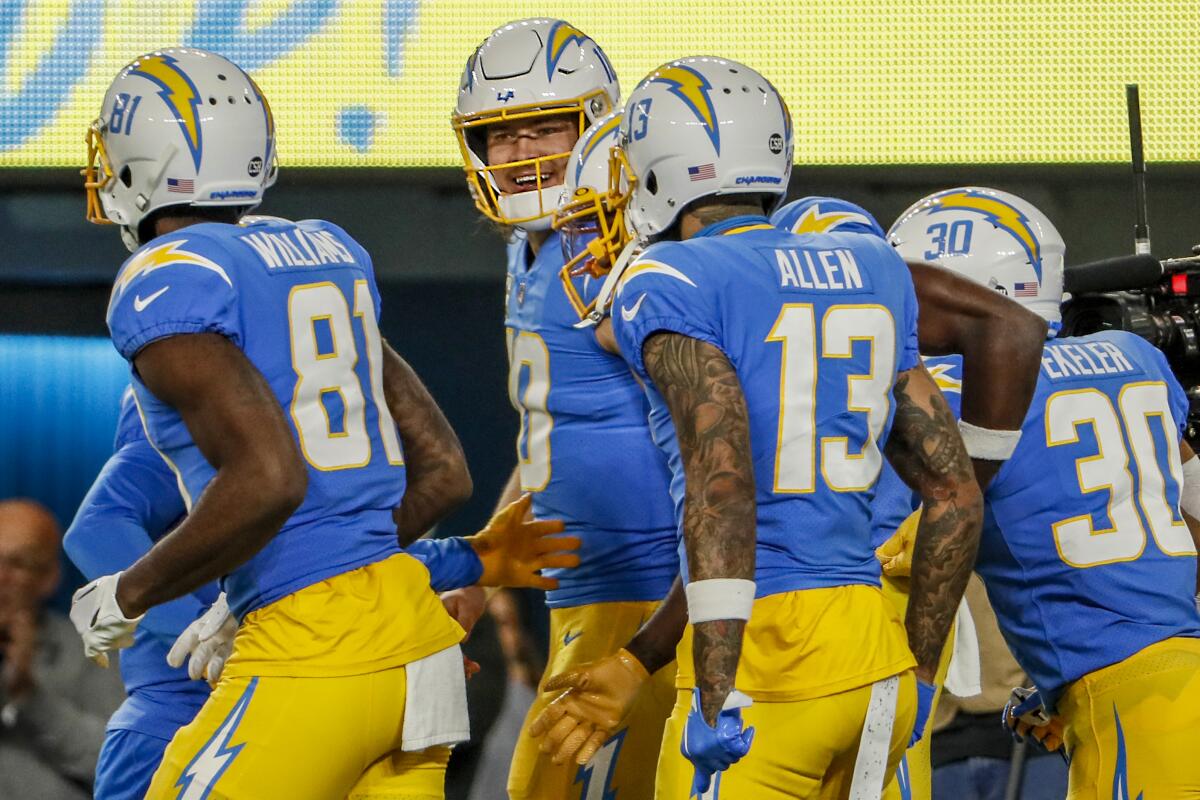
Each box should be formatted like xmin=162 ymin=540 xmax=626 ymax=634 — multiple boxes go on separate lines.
xmin=958 ymin=420 xmax=1021 ymax=461
xmin=685 ymin=578 xmax=756 ymax=624
xmin=1180 ymin=456 xmax=1200 ymax=519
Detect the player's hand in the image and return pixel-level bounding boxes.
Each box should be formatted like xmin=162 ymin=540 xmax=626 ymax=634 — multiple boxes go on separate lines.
xmin=466 ymin=494 xmax=578 ymax=589
xmin=441 ymin=587 xmax=487 ymax=637
xmin=681 ymin=688 xmax=755 ymax=796
xmin=167 ymin=593 xmax=237 ymax=684
xmin=876 ymin=509 xmax=921 ymax=578
xmin=530 ymin=648 xmax=651 ymax=765
xmin=69 ymin=572 xmax=143 ymax=667
xmin=910 ymin=679 xmax=937 ymax=746
xmin=1003 ymin=687 xmax=1064 ymax=752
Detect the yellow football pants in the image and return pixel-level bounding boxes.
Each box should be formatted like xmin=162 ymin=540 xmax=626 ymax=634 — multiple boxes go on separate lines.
xmin=654 ymin=672 xmax=917 ymax=800
xmin=879 ymin=573 xmax=956 ymax=800
xmin=1057 ymin=636 xmax=1200 ymax=799
xmin=508 ymin=601 xmax=677 ymax=800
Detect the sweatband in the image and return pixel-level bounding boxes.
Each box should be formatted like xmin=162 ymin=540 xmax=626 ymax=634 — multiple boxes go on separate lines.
xmin=685 ymin=578 xmax=756 ymax=623
xmin=958 ymin=420 xmax=1021 ymax=461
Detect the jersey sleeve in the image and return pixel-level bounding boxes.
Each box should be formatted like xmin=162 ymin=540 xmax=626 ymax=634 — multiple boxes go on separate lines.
xmin=106 ymin=231 xmax=241 ymax=361
xmin=611 ymin=242 xmax=723 ymax=380
xmin=405 ymin=537 xmax=484 ymax=592
xmin=62 ymin=435 xmax=207 ymax=640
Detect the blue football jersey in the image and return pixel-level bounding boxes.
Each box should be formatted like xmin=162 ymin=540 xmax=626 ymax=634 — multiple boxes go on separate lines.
xmin=65 ymin=388 xmax=216 ymax=739
xmin=612 ymin=216 xmax=921 ymax=596
xmin=504 ymin=230 xmax=678 ymax=607
xmin=978 ymin=331 xmax=1200 ymax=706
xmin=107 ymin=218 xmax=407 ymax=619
xmin=870 ymin=355 xmax=964 ymax=547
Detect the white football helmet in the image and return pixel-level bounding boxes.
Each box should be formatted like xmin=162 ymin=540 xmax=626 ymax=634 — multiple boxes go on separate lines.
xmin=888 ymin=187 xmax=1066 ymax=327
xmin=614 ymin=56 xmax=792 ymax=242
xmin=551 ymin=109 xmax=624 ymax=318
xmin=453 ymin=19 xmax=620 ymax=231
xmin=85 ymin=48 xmax=277 ymax=252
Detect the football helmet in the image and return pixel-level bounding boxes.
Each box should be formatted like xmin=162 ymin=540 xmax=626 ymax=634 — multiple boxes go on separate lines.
xmin=84 ymin=47 xmax=277 ymax=252
xmin=889 ymin=187 xmax=1065 ymax=327
xmin=771 ymin=196 xmax=886 ymax=238
xmin=613 ymin=56 xmax=792 ymax=242
xmin=453 ymin=19 xmax=620 ymax=231
xmin=553 ymin=109 xmax=626 ymax=317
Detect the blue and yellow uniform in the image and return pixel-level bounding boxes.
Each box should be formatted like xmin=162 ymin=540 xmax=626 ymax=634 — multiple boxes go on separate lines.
xmin=612 ymin=216 xmax=922 ymax=799
xmin=976 ymin=331 xmax=1200 ymax=799
xmin=106 ymin=218 xmax=465 ymax=799
xmin=67 ymin=387 xmax=493 ymax=799
xmin=65 ymin=388 xmax=216 ymax=800
xmin=504 ymin=229 xmax=680 ymax=800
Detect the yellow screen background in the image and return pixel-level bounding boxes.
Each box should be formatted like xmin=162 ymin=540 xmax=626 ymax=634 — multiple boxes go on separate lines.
xmin=2 ymin=0 xmax=1197 ymax=167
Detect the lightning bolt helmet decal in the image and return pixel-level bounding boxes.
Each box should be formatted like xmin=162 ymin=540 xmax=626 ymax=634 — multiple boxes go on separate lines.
xmin=129 ymin=53 xmax=205 ymax=171
xmin=646 ymin=64 xmax=720 ymax=154
xmin=929 ymin=188 xmax=1044 ymax=279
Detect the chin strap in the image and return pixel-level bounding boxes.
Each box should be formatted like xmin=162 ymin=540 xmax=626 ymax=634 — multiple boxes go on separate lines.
xmin=573 ymin=241 xmax=641 ymax=329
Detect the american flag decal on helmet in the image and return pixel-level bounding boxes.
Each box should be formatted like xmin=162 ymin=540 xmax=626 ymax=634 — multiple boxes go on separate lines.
xmin=688 ymin=164 xmax=716 ymax=181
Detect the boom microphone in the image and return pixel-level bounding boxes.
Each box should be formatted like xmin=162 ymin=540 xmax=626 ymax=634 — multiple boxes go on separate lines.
xmin=1063 ymin=253 xmax=1163 ymax=295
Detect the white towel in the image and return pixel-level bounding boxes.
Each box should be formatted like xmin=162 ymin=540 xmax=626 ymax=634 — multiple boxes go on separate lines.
xmin=401 ymin=643 xmax=470 ymax=751
xmin=944 ymin=598 xmax=982 ymax=698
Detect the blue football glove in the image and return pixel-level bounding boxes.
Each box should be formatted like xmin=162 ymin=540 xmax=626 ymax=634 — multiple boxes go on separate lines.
xmin=681 ymin=688 xmax=755 ymax=797
xmin=909 ymin=679 xmax=937 ymax=747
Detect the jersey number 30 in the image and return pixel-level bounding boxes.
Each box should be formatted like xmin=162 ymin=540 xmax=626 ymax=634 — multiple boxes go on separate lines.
xmin=288 ymin=281 xmax=404 ymax=470
xmin=1046 ymin=382 xmax=1195 ymax=567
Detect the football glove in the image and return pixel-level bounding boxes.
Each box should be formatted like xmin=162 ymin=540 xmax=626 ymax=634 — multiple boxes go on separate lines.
xmin=682 ymin=688 xmax=754 ymax=797
xmin=69 ymin=572 xmax=143 ymax=667
xmin=530 ymin=648 xmax=651 ymax=765
xmin=876 ymin=509 xmax=922 ymax=578
xmin=466 ymin=494 xmax=579 ymax=589
xmin=910 ymin=679 xmax=937 ymax=746
xmin=167 ymin=593 xmax=237 ymax=684
xmin=1003 ymin=687 xmax=1064 ymax=752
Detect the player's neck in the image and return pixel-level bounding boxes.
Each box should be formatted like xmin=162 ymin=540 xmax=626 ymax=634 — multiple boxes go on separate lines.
xmin=526 ymin=229 xmax=551 ymax=255
xmin=153 ymin=215 xmax=221 ymax=238
xmin=679 ymin=204 xmax=765 ymax=241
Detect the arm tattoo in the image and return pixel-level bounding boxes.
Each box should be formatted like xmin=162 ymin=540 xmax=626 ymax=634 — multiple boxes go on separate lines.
xmin=383 ymin=342 xmax=472 ymax=543
xmin=643 ymin=333 xmax=756 ymax=723
xmin=885 ymin=366 xmax=983 ymax=676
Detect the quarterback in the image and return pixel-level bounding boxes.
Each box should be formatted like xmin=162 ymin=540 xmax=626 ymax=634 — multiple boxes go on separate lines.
xmin=888 ymin=187 xmax=1200 ymax=799
xmin=452 ymin=20 xmax=680 ymax=800
xmin=71 ymin=47 xmax=514 ymax=799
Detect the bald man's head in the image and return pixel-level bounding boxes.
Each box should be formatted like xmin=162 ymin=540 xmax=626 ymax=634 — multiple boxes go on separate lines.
xmin=0 ymin=499 xmax=62 ymax=608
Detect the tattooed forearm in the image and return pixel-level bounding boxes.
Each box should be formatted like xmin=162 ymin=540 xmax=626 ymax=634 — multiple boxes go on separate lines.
xmin=382 ymin=341 xmax=473 ymax=543
xmin=885 ymin=365 xmax=983 ymax=679
xmin=643 ymin=332 xmax=756 ymax=723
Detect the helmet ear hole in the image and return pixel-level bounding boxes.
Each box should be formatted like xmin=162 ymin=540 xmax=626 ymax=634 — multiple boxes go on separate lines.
xmin=119 ymin=165 xmax=133 ymax=188
xmin=645 ymin=171 xmax=658 ymax=195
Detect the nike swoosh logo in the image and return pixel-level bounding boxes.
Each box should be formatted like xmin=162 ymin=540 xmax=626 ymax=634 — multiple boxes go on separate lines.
xmin=133 ymin=285 xmax=170 ymax=312
xmin=620 ymin=292 xmax=648 ymax=322
xmin=563 ymin=630 xmax=582 ymax=647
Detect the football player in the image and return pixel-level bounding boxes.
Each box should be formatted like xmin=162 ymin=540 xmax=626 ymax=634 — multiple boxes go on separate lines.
xmin=550 ymin=56 xmax=982 ymax=798
xmin=71 ymin=47 xmax=521 ymax=799
xmin=452 ymin=20 xmax=680 ymax=800
xmin=546 ymin=171 xmax=1046 ymax=794
xmin=889 ymin=187 xmax=1200 ymax=798
xmin=775 ymin=196 xmax=1049 ymax=800
xmin=64 ymin=390 xmax=579 ymax=800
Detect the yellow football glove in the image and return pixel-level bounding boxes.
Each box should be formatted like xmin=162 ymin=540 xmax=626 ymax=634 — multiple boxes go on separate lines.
xmin=466 ymin=494 xmax=579 ymax=589
xmin=876 ymin=508 xmax=922 ymax=578
xmin=1003 ymin=688 xmax=1065 ymax=752
xmin=530 ymin=648 xmax=650 ymax=765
